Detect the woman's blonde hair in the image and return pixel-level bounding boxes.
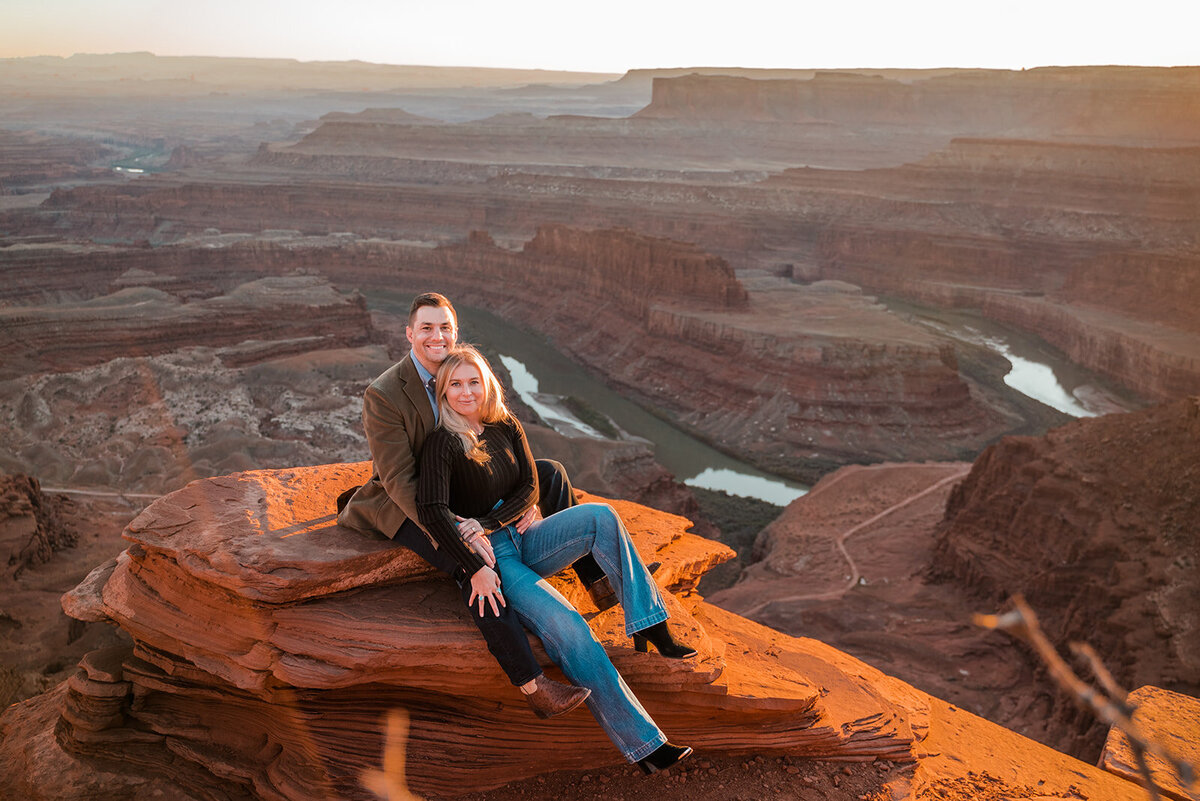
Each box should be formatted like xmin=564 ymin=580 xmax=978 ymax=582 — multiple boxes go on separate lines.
xmin=435 ymin=345 xmax=512 ymax=464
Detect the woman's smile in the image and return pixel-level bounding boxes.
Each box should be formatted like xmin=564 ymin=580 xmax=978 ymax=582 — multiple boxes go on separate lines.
xmin=446 ymin=363 xmax=485 ymax=424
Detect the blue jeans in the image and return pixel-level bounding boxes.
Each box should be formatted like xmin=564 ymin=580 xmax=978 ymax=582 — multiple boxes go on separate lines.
xmin=490 ymin=503 xmax=669 ymax=762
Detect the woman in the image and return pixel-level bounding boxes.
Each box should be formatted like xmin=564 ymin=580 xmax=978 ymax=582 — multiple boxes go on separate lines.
xmin=415 ymin=345 xmax=694 ymax=774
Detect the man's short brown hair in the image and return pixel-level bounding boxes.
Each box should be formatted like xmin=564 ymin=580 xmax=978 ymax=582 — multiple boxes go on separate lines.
xmin=408 ymin=292 xmax=457 ymax=326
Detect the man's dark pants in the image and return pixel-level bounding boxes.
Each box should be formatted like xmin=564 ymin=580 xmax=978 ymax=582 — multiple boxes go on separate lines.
xmin=391 ymin=459 xmax=602 ymax=685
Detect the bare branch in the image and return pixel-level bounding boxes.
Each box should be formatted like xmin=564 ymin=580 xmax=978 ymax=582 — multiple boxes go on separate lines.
xmin=974 ymin=595 xmax=1198 ymax=801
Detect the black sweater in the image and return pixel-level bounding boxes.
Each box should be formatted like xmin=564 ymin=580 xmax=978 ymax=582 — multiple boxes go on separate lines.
xmin=415 ymin=417 xmax=538 ymax=576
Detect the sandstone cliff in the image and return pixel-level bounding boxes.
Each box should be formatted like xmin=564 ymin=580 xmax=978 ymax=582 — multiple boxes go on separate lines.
xmin=637 ymin=68 xmax=1200 ymax=142
xmin=0 ymin=463 xmax=1152 ymax=800
xmin=930 ymin=396 xmax=1200 ymax=758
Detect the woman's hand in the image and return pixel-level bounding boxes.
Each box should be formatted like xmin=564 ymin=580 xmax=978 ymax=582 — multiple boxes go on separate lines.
xmin=456 ymin=515 xmax=495 ymax=567
xmin=468 ymin=566 xmax=505 ymax=617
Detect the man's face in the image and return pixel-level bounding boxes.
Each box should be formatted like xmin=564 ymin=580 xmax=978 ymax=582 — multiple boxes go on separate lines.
xmin=406 ymin=305 xmax=457 ymax=372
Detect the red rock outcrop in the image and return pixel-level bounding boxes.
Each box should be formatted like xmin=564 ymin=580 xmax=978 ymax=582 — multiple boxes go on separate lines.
xmin=0 ymin=474 xmax=76 ymax=580
xmin=0 ymin=462 xmax=1152 ymax=800
xmin=1100 ymin=686 xmax=1200 ymax=801
xmin=930 ymin=397 xmax=1200 ymax=758
xmin=45 ymin=465 xmax=889 ymax=797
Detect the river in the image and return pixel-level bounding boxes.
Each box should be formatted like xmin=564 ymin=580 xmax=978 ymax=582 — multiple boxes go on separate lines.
xmin=364 ymin=292 xmax=1134 ymax=507
xmin=878 ymin=298 xmax=1138 ymax=419
xmin=364 ymin=292 xmax=808 ymax=506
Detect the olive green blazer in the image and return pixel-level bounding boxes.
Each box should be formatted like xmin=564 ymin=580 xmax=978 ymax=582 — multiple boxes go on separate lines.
xmin=338 ymin=354 xmax=437 ymax=542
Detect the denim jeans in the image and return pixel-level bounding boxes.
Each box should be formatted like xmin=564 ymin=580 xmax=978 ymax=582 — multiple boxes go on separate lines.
xmin=383 ymin=459 xmax=597 ymax=687
xmin=489 ymin=503 xmax=669 ymax=761
xmin=392 ymin=517 xmax=542 ymax=686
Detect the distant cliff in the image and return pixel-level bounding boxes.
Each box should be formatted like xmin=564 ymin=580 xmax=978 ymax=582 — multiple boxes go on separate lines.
xmin=637 ymin=67 xmax=1200 ymax=142
xmin=0 ymin=276 xmax=373 ymax=380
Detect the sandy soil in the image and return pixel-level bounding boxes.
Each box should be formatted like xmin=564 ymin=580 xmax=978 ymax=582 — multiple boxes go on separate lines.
xmin=454 ymin=754 xmax=895 ymax=801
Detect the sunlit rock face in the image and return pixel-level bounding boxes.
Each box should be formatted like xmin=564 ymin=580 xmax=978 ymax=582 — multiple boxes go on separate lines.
xmin=1100 ymin=685 xmax=1200 ymax=801
xmin=49 ymin=463 xmax=919 ymax=798
xmin=931 ymin=396 xmax=1200 ymax=759
xmin=0 ymin=461 xmax=1154 ymax=800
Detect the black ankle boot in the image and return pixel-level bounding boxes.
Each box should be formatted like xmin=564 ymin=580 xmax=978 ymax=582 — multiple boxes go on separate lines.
xmin=636 ymin=742 xmax=693 ymax=774
xmin=632 ymin=621 xmax=697 ymax=659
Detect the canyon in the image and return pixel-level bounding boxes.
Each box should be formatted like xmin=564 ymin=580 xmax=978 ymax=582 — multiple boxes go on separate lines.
xmin=1 ymin=54 xmax=1198 ymax=799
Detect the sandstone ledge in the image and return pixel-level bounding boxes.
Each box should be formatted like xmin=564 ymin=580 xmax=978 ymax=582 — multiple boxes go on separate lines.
xmin=44 ymin=464 xmax=1151 ymax=799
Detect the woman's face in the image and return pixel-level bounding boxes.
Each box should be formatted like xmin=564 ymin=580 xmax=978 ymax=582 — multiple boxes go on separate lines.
xmin=445 ymin=362 xmax=486 ymax=423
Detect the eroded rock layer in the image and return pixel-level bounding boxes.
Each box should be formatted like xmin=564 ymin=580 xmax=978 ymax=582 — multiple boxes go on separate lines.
xmin=638 ymin=67 xmax=1200 ymax=141
xmin=0 ymin=275 xmax=374 ymax=380
xmin=931 ymin=396 xmax=1200 ymax=757
xmin=49 ymin=463 xmax=923 ymax=798
xmin=1 ymin=226 xmax=1012 ymax=480
xmin=0 ymin=462 xmax=1145 ymax=800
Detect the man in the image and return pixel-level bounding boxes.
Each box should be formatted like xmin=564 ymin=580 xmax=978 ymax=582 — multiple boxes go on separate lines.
xmin=338 ymin=292 xmax=609 ymax=717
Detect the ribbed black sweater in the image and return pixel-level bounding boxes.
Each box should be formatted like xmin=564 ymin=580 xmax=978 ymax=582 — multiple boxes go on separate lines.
xmin=415 ymin=417 xmax=538 ymax=576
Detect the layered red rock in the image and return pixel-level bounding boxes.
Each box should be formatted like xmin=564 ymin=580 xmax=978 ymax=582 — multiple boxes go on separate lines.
xmin=1 ymin=462 xmax=1147 ymax=800
xmin=0 ymin=275 xmax=374 ymax=380
xmin=46 ymin=464 xmax=908 ymax=798
xmin=931 ymin=396 xmax=1200 ymax=757
xmin=1099 ymin=686 xmax=1200 ymax=801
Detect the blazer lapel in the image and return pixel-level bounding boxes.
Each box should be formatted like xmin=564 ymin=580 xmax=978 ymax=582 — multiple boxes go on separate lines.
xmin=400 ymin=354 xmax=437 ymax=434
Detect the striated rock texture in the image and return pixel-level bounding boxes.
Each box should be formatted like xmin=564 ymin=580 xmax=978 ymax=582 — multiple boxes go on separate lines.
xmin=0 ymin=463 xmax=1151 ymax=801
xmin=930 ymin=396 xmax=1200 ymax=759
xmin=1100 ymin=685 xmax=1200 ymax=801
xmin=48 ymin=464 xmax=897 ymax=798
xmin=1 ymin=473 xmax=76 ymax=580
xmin=0 ymin=275 xmax=374 ymax=381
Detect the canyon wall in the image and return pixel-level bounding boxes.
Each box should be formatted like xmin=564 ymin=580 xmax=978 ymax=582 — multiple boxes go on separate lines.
xmin=930 ymin=396 xmax=1200 ymax=757
xmin=0 ymin=130 xmax=113 ymax=194
xmin=638 ymin=68 xmax=1200 ymax=142
xmin=0 ymin=226 xmax=1032 ymax=480
xmin=0 ymin=275 xmax=373 ymax=380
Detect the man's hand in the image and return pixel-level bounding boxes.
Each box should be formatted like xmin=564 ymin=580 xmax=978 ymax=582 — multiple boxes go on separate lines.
xmin=468 ymin=535 xmax=496 ymax=567
xmin=456 ymin=515 xmax=495 ymax=567
xmin=468 ymin=566 xmax=505 ymax=617
xmin=514 ymin=505 xmax=542 ymax=534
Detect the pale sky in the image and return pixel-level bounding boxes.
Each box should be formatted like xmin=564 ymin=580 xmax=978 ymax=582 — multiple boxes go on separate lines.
xmin=1 ymin=0 xmax=1196 ymax=73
